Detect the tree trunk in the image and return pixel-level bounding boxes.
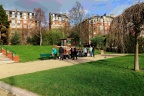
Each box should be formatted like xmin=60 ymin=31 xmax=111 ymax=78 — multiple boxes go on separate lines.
xmin=0 ymin=30 xmax=1 ymax=44
xmin=40 ymin=25 xmax=42 ymax=46
xmin=134 ymin=32 xmax=139 ymax=71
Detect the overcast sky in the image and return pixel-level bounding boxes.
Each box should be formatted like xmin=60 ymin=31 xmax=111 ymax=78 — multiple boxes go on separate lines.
xmin=0 ymin=0 xmax=144 ymax=19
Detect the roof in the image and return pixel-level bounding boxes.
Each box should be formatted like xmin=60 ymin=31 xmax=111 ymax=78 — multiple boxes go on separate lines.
xmin=5 ymin=9 xmax=33 ymax=13
xmin=50 ymin=12 xmax=68 ymax=18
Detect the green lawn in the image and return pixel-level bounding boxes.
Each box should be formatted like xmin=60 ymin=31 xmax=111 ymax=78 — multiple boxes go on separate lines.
xmin=3 ymin=45 xmax=54 ymax=62
xmin=1 ymin=55 xmax=144 ymax=96
xmin=2 ymin=45 xmax=115 ymax=62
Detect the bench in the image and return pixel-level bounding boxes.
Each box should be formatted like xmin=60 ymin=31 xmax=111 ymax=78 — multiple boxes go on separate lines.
xmin=39 ymin=54 xmax=53 ymax=60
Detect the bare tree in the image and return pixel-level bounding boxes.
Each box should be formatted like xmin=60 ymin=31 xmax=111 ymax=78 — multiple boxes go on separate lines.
xmin=68 ymin=1 xmax=87 ymax=45
xmin=34 ymin=8 xmax=47 ymax=46
xmin=109 ymin=2 xmax=144 ymax=71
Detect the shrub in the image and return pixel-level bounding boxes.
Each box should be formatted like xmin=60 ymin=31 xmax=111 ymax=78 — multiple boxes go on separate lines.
xmin=42 ymin=29 xmax=63 ymax=45
xmin=10 ymin=31 xmax=21 ymax=45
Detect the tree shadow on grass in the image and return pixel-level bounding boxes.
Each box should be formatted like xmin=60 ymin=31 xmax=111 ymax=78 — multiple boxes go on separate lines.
xmin=62 ymin=57 xmax=98 ymax=65
xmin=86 ymin=60 xmax=134 ymax=71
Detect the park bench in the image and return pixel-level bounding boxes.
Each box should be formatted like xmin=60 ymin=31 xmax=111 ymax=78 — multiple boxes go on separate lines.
xmin=39 ymin=53 xmax=53 ymax=60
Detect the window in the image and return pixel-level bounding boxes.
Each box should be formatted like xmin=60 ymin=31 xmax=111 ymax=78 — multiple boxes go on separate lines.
xmin=59 ymin=17 xmax=61 ymax=21
xmin=17 ymin=15 xmax=20 ymax=19
xmin=24 ymin=16 xmax=26 ymax=19
xmin=29 ymin=13 xmax=32 ymax=15
xmin=91 ymin=20 xmax=93 ymax=24
xmin=12 ymin=20 xmax=15 ymax=24
xmin=12 ymin=23 xmax=15 ymax=28
xmin=23 ymin=20 xmax=27 ymax=23
xmin=29 ymin=16 xmax=32 ymax=19
xmin=53 ymin=18 xmax=55 ymax=21
xmin=23 ymin=13 xmax=26 ymax=15
xmin=17 ymin=20 xmax=20 ymax=26
xmin=12 ymin=12 xmax=15 ymax=14
xmin=12 ymin=15 xmax=15 ymax=18
xmin=17 ymin=20 xmax=20 ymax=23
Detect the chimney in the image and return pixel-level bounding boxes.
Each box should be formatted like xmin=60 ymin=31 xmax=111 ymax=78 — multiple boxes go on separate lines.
xmin=64 ymin=13 xmax=67 ymax=16
xmin=92 ymin=14 xmax=94 ymax=18
xmin=110 ymin=14 xmax=114 ymax=18
xmin=15 ymin=8 xmax=17 ymax=13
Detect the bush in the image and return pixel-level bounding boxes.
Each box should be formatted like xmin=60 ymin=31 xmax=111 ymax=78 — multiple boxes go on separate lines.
xmin=31 ymin=34 xmax=40 ymax=45
xmin=10 ymin=31 xmax=21 ymax=45
xmin=42 ymin=29 xmax=63 ymax=45
xmin=91 ymin=35 xmax=106 ymax=50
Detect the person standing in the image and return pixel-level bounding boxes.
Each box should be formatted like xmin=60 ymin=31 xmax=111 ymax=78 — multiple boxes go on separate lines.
xmin=83 ymin=47 xmax=87 ymax=57
xmin=92 ymin=46 xmax=95 ymax=58
xmin=70 ymin=46 xmax=75 ymax=60
xmin=52 ymin=48 xmax=57 ymax=59
xmin=89 ymin=46 xmax=93 ymax=57
xmin=59 ymin=46 xmax=64 ymax=60
xmin=73 ymin=46 xmax=77 ymax=60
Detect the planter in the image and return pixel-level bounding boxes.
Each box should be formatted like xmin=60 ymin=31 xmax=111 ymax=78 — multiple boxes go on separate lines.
xmin=2 ymin=49 xmax=6 ymax=55
xmin=100 ymin=50 xmax=104 ymax=55
xmin=7 ymin=52 xmax=13 ymax=59
xmin=13 ymin=56 xmax=19 ymax=62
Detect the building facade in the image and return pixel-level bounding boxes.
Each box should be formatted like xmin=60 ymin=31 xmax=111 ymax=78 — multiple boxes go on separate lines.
xmin=5 ymin=9 xmax=36 ymax=44
xmin=80 ymin=14 xmax=114 ymax=43
xmin=49 ymin=12 xmax=70 ymax=29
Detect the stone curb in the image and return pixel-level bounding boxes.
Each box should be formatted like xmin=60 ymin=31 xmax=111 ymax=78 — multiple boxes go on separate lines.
xmin=0 ymin=81 xmax=38 ymax=96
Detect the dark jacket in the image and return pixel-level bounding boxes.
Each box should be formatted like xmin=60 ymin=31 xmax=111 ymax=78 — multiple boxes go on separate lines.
xmin=59 ymin=47 xmax=64 ymax=53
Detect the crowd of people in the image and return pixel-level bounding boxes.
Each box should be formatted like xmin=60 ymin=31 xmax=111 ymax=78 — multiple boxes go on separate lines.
xmin=52 ymin=45 xmax=95 ymax=60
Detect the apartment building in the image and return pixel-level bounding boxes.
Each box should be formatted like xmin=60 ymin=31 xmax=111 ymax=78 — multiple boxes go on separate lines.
xmin=80 ymin=14 xmax=114 ymax=43
xmin=49 ymin=12 xmax=70 ymax=29
xmin=5 ymin=9 xmax=36 ymax=44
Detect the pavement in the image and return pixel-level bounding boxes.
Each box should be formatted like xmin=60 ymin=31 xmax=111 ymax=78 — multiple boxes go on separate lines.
xmin=0 ymin=53 xmax=127 ymax=96
xmin=0 ymin=53 xmax=14 ymax=65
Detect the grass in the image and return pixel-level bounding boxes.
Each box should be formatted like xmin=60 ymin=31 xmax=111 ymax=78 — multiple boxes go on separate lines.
xmin=2 ymin=45 xmax=115 ymax=62
xmin=3 ymin=45 xmax=54 ymax=62
xmin=1 ymin=55 xmax=144 ymax=96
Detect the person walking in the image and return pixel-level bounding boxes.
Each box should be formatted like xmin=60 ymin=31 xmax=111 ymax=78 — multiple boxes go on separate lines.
xmin=52 ymin=48 xmax=57 ymax=59
xmin=59 ymin=46 xmax=64 ymax=60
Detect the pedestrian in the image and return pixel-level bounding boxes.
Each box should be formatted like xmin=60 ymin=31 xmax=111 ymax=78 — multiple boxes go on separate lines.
xmin=73 ymin=46 xmax=77 ymax=60
xmin=59 ymin=46 xmax=64 ymax=60
xmin=52 ymin=48 xmax=57 ymax=59
xmin=70 ymin=46 xmax=75 ymax=60
xmin=83 ymin=47 xmax=87 ymax=57
xmin=92 ymin=46 xmax=95 ymax=58
xmin=89 ymin=46 xmax=93 ymax=57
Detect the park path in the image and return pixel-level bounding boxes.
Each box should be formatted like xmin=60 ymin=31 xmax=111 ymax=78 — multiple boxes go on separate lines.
xmin=0 ymin=53 xmax=126 ymax=96
xmin=0 ymin=53 xmax=14 ymax=65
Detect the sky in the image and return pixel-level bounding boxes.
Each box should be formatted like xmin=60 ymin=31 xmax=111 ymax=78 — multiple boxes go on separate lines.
xmin=0 ymin=0 xmax=144 ymax=19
